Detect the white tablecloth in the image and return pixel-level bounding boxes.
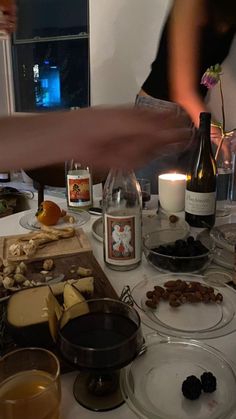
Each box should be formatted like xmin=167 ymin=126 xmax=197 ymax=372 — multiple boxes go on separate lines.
xmin=1 ymin=190 xmax=236 ymax=419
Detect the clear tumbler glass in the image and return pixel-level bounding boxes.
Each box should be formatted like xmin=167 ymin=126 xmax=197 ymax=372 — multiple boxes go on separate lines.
xmin=0 ymin=347 xmax=61 ymax=419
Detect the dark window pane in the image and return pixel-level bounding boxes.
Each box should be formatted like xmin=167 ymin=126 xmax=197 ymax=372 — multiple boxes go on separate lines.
xmin=15 ymin=0 xmax=88 ymax=39
xmin=12 ymin=39 xmax=89 ymax=112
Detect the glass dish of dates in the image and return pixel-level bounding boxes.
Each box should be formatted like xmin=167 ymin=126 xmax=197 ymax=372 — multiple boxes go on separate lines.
xmin=143 ymin=232 xmax=215 ymax=273
xmin=131 ymin=273 xmax=236 ymax=340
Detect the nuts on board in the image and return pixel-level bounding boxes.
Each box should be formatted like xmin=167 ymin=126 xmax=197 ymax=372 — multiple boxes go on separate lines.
xmin=14 ymin=273 xmax=27 ymax=284
xmin=77 ymin=266 xmax=93 ymax=277
xmin=43 ymin=259 xmax=54 ymax=271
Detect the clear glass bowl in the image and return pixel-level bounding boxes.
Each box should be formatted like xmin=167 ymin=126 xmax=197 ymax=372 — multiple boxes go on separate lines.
xmin=121 ymin=335 xmax=236 ymax=419
xmin=143 ymin=231 xmax=215 ymax=273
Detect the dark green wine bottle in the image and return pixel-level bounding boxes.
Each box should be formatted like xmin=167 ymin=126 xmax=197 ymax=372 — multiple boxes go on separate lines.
xmin=185 ymin=112 xmax=217 ymax=228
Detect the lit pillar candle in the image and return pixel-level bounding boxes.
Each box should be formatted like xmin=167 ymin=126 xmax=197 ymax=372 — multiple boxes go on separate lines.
xmin=158 ymin=173 xmax=186 ymax=213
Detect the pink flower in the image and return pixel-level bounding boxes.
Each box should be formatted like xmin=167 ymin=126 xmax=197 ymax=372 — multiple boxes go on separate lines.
xmin=200 ymin=63 xmax=236 ymax=161
xmin=201 ymin=64 xmax=222 ymax=89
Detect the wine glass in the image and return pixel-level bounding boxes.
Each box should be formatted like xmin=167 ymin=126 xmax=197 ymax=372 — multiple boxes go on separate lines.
xmin=57 ymin=298 xmax=143 ymax=411
xmin=137 ymin=178 xmax=151 ymax=209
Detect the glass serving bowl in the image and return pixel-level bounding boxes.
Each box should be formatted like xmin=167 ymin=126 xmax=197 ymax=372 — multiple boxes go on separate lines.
xmin=120 ymin=335 xmax=236 ymax=419
xmin=143 ymin=231 xmax=215 ymax=273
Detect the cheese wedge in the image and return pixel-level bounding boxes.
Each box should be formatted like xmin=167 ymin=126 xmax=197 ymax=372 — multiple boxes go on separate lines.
xmin=50 ymin=277 xmax=94 ymax=296
xmin=60 ymin=283 xmax=89 ymax=329
xmin=7 ymin=286 xmax=53 ymax=346
xmin=46 ymin=289 xmax=63 ymax=342
xmin=7 ymin=286 xmax=50 ymax=327
xmin=63 ymin=283 xmax=85 ymax=309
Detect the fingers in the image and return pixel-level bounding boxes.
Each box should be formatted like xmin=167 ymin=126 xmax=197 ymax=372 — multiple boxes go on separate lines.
xmin=133 ymin=107 xmax=192 ymax=131
xmin=83 ymin=127 xmax=191 ymax=171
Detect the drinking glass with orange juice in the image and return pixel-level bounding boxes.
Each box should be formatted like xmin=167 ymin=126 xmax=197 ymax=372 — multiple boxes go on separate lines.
xmin=0 ymin=348 xmax=61 ymax=419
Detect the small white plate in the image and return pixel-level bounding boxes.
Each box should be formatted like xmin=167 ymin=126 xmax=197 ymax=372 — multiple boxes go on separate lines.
xmin=92 ymin=217 xmax=103 ymax=242
xmin=19 ymin=208 xmax=90 ymax=231
xmin=92 ymin=214 xmax=190 ymax=243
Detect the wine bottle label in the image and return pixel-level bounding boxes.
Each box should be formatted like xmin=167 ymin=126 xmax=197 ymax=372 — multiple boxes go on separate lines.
xmin=67 ymin=174 xmax=92 ymax=207
xmin=185 ymin=190 xmax=216 ymax=215
xmin=0 ymin=173 xmax=10 ymax=180
xmin=104 ymin=214 xmax=141 ymax=266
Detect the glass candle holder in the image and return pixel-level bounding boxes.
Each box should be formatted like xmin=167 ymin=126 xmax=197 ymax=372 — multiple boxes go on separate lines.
xmin=158 ymin=173 xmax=186 ymax=213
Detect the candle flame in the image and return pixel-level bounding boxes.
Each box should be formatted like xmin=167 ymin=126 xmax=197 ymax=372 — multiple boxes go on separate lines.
xmin=159 ymin=173 xmax=186 ymax=181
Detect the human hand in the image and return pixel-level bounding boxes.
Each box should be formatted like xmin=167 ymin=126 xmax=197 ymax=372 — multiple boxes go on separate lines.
xmin=77 ymin=106 xmax=192 ymax=170
xmin=0 ymin=106 xmax=192 ymax=173
xmin=0 ymin=0 xmax=16 ymax=34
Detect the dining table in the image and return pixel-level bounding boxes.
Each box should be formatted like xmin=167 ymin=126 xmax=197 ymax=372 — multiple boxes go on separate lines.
xmin=0 ymin=181 xmax=236 ymax=419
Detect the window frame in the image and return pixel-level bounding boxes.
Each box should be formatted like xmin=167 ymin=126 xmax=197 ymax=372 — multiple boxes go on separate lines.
xmin=0 ymin=0 xmax=90 ymax=115
xmin=0 ymin=35 xmax=15 ymax=115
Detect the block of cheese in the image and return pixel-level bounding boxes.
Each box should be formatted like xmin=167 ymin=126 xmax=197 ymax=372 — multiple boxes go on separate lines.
xmin=50 ymin=277 xmax=94 ymax=296
xmin=63 ymin=283 xmax=85 ymax=309
xmin=7 ymin=286 xmax=53 ymax=347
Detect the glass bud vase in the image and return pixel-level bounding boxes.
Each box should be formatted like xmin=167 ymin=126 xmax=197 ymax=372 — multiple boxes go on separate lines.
xmin=216 ymin=135 xmax=235 ymax=217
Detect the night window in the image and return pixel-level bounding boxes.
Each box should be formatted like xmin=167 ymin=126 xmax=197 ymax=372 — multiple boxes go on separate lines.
xmin=12 ymin=0 xmax=90 ymax=112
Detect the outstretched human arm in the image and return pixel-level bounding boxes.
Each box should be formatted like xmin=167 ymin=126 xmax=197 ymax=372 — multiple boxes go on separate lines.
xmin=168 ymin=0 xmax=209 ymax=126
xmin=0 ymin=0 xmax=16 ymax=33
xmin=0 ymin=106 xmax=190 ymax=172
xmin=168 ymin=0 xmax=225 ymax=148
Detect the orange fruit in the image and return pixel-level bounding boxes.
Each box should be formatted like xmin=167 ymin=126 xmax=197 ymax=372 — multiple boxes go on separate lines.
xmin=36 ymin=200 xmax=61 ymax=226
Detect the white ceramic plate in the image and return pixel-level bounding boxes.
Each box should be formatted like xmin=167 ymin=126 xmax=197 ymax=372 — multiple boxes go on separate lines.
xmin=19 ymin=208 xmax=90 ymax=231
xmin=92 ymin=214 xmax=190 ymax=243
xmin=131 ymin=273 xmax=236 ymax=339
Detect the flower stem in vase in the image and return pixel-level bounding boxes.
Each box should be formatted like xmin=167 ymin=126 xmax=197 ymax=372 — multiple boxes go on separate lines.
xmin=215 ymin=133 xmax=225 ymax=162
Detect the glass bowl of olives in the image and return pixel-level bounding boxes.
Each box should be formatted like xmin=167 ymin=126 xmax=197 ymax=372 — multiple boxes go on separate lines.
xmin=143 ymin=232 xmax=215 ymax=273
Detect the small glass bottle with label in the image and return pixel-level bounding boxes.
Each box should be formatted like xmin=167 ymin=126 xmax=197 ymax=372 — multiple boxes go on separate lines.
xmin=103 ymin=169 xmax=142 ymax=271
xmin=66 ymin=160 xmax=93 ymax=211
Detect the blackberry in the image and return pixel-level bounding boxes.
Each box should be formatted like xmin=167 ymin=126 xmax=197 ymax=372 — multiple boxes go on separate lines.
xmin=182 ymin=375 xmax=202 ymax=400
xmin=201 ymin=372 xmax=217 ymax=393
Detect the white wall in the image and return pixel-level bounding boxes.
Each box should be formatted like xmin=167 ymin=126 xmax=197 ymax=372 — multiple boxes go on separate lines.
xmin=89 ymin=0 xmax=171 ymax=106
xmin=89 ymin=0 xmax=236 ymax=130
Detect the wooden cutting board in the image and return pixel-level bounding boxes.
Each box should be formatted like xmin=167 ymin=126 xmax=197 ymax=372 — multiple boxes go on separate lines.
xmin=0 ymin=228 xmax=92 ymax=262
xmin=0 ymin=251 xmax=119 ymax=364
xmin=25 ymin=252 xmax=118 ymax=300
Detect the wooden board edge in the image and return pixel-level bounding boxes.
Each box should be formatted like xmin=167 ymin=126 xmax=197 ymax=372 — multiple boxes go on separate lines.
xmin=0 ymin=227 xmax=92 ymax=263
